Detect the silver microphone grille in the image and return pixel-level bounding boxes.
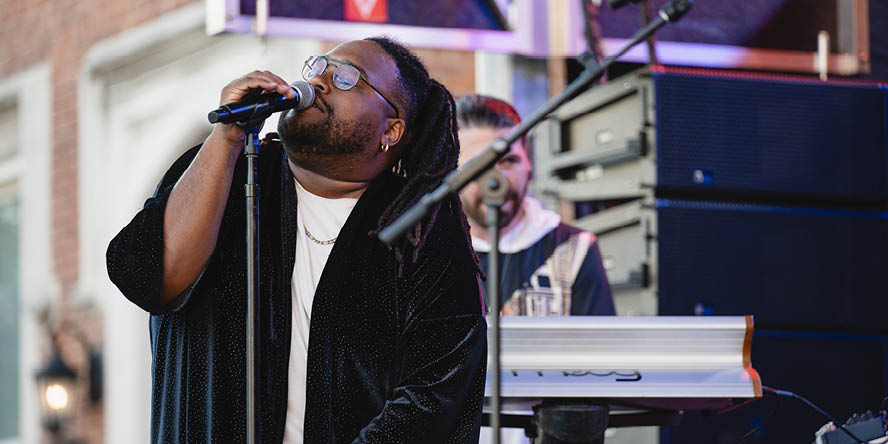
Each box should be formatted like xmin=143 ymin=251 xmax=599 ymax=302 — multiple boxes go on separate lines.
xmin=291 ymin=81 xmax=315 ymax=111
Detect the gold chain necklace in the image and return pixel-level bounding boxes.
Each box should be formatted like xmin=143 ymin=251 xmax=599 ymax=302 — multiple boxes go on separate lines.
xmin=304 ymin=225 xmax=337 ymax=245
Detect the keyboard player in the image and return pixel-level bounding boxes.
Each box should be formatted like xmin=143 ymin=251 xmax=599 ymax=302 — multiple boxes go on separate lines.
xmin=455 ymin=95 xmax=617 ymax=443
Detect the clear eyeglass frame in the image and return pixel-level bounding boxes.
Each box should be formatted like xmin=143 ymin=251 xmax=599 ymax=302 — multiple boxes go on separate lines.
xmin=302 ymin=55 xmax=399 ymax=118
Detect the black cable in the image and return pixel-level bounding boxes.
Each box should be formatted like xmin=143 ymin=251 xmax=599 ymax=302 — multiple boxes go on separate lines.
xmin=763 ymin=387 xmax=869 ymax=444
xmin=639 ymin=0 xmax=660 ymax=65
xmin=726 ymin=390 xmax=781 ymax=444
xmin=580 ymin=0 xmax=598 ymax=55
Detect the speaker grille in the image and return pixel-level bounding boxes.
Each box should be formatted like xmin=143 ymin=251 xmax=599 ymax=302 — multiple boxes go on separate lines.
xmin=657 ymin=198 xmax=888 ymax=332
xmin=654 ymin=71 xmax=888 ymax=202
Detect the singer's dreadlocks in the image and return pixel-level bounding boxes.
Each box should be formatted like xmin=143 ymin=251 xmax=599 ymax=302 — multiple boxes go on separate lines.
xmin=364 ymin=36 xmax=479 ymax=275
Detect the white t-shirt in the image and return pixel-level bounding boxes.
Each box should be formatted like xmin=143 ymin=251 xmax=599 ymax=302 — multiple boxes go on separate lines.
xmin=282 ymin=178 xmax=358 ymax=444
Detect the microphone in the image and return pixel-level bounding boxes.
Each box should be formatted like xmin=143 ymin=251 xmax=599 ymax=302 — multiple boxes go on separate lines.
xmin=658 ymin=0 xmax=692 ymax=22
xmin=207 ymin=80 xmax=315 ymax=124
xmin=608 ymin=0 xmax=692 ymax=21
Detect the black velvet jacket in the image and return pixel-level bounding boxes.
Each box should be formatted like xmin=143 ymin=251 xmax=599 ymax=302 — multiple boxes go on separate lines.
xmin=107 ymin=143 xmax=487 ymax=443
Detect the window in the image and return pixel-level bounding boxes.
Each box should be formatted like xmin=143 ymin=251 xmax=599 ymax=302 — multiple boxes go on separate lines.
xmin=0 ymin=103 xmax=19 ymax=441
xmin=0 ymin=191 xmax=19 ymax=440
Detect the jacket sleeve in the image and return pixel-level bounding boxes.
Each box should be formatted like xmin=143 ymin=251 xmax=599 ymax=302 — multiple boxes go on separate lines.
xmin=353 ymin=223 xmax=488 ymax=444
xmin=569 ymin=240 xmax=616 ymax=316
xmin=106 ymin=145 xmax=204 ymax=315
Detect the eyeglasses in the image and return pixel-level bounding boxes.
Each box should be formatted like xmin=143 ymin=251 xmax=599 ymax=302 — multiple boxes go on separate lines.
xmin=302 ymin=55 xmax=400 ymax=118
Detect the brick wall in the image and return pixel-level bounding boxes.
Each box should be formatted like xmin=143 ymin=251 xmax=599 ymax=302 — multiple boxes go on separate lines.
xmin=413 ymin=47 xmax=476 ymax=98
xmin=0 ymin=0 xmax=201 ymax=301
xmin=319 ymin=41 xmax=476 ymax=101
xmin=55 ymin=302 xmax=104 ymax=444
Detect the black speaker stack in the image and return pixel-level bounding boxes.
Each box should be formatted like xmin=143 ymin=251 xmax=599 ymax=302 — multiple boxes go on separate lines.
xmin=533 ymin=67 xmax=888 ymax=443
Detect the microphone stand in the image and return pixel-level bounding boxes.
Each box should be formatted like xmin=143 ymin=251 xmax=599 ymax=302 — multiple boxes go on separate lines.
xmin=243 ymin=122 xmax=261 ymax=444
xmin=209 ymin=85 xmax=310 ymax=444
xmin=377 ymin=1 xmax=692 ymax=442
xmin=481 ymin=168 xmax=508 ymax=444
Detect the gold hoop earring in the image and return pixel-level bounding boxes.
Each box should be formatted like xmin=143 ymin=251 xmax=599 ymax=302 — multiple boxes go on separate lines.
xmin=380 ymin=143 xmax=389 ymax=153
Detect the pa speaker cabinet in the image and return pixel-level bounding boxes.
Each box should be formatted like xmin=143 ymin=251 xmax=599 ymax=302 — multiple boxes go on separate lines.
xmin=656 ymin=198 xmax=888 ymax=332
xmin=533 ymin=67 xmax=888 ymax=204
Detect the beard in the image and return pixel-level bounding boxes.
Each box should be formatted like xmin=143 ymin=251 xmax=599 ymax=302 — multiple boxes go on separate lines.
xmin=498 ymin=189 xmax=524 ymax=227
xmin=462 ymin=187 xmax=525 ymax=229
xmin=277 ymin=105 xmax=373 ymax=156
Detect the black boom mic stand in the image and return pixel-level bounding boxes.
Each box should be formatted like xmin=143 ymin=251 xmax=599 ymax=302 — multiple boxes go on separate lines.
xmin=378 ymin=1 xmax=692 ymax=443
xmin=243 ymin=122 xmax=261 ymax=444
xmin=207 ymin=82 xmax=312 ymax=444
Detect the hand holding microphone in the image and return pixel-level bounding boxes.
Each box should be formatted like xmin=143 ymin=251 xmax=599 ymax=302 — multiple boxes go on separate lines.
xmin=208 ymin=71 xmax=315 ymax=124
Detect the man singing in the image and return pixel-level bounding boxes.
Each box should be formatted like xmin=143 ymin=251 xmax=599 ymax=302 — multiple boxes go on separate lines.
xmin=107 ymin=37 xmax=487 ymax=443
